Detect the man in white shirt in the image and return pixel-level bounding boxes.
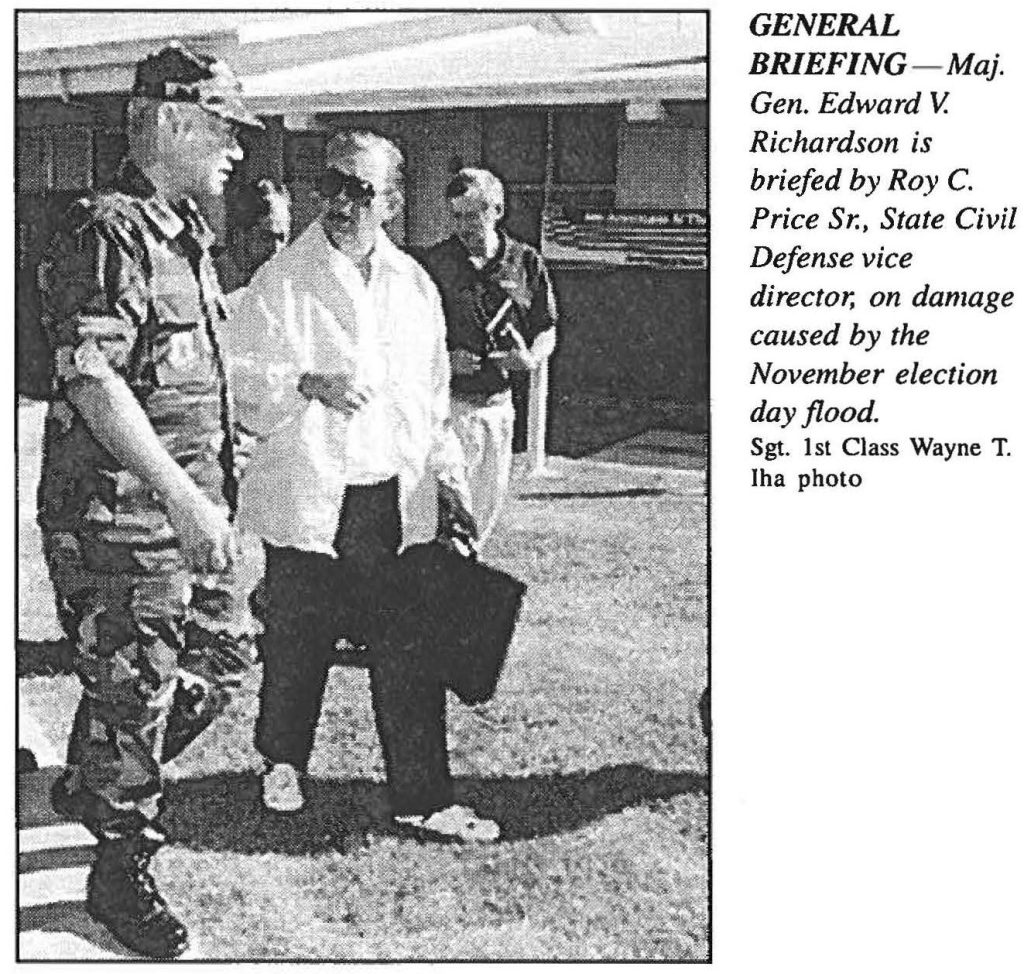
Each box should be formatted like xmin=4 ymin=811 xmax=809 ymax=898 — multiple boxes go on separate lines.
xmin=226 ymin=131 xmax=499 ymax=842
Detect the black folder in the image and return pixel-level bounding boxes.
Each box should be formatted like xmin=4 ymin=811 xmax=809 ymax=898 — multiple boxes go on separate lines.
xmin=379 ymin=542 xmax=527 ymax=704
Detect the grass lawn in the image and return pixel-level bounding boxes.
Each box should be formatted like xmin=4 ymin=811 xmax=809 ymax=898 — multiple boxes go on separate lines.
xmin=18 ymin=403 xmax=708 ymax=960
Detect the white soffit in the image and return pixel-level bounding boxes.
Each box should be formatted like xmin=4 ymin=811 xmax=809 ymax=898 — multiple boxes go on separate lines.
xmin=240 ymin=30 xmax=706 ymax=112
xmin=16 ymin=11 xmax=704 ymax=108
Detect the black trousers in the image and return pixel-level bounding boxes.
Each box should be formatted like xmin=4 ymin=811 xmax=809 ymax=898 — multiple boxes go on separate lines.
xmin=254 ymin=479 xmax=454 ymax=815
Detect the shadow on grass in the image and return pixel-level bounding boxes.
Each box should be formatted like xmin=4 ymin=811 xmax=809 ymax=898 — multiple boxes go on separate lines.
xmin=622 ymin=443 xmax=697 ymax=456
xmin=18 ymin=901 xmax=138 ymax=958
xmin=518 ymin=488 xmax=668 ymax=501
xmin=17 ymin=897 xmax=140 ymax=958
xmin=161 ymin=763 xmax=706 ymax=853
xmin=19 ymin=845 xmax=96 ymax=874
xmin=17 ymin=639 xmax=75 ymax=677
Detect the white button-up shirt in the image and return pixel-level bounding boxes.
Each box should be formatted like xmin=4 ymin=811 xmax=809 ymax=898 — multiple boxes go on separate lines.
xmin=224 ymin=223 xmax=470 ymax=556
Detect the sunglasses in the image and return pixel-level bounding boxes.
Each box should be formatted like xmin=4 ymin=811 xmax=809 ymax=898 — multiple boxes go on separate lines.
xmin=318 ymin=167 xmax=376 ymax=205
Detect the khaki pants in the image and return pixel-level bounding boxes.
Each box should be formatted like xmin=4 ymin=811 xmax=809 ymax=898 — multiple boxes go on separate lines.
xmin=450 ymin=392 xmax=516 ymax=548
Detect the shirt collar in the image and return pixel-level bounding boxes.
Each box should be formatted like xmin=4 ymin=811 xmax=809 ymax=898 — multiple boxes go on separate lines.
xmin=453 ymin=231 xmax=508 ymax=274
xmin=113 ymin=158 xmax=213 ymax=247
xmin=317 ymin=224 xmax=403 ymax=281
xmin=368 ymin=229 xmax=404 ymax=276
xmin=485 ymin=231 xmax=510 ymax=271
xmin=174 ymin=197 xmax=217 ymax=250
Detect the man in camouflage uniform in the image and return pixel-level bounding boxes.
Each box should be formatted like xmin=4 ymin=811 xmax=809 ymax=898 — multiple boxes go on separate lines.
xmin=36 ymin=43 xmax=261 ymax=958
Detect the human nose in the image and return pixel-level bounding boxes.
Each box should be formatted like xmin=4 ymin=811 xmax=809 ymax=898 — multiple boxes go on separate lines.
xmin=329 ymin=196 xmax=354 ymax=217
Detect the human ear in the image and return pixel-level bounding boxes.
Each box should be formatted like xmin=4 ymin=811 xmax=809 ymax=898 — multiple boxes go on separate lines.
xmin=381 ymin=187 xmax=404 ymax=221
xmin=157 ymin=102 xmax=185 ymax=135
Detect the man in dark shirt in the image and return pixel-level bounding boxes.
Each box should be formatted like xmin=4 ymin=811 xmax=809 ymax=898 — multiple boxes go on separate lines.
xmin=35 ymin=43 xmax=261 ymax=957
xmin=418 ymin=168 xmax=557 ymax=544
xmin=218 ymin=178 xmax=292 ymax=292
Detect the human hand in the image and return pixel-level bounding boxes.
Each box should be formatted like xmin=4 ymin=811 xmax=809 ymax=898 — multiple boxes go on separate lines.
xmin=450 ymin=348 xmax=482 ymax=376
xmin=487 ymin=346 xmax=536 ymax=371
xmin=181 ymin=626 xmax=255 ymax=681
xmin=166 ymin=490 xmax=239 ymax=574
xmin=299 ymin=371 xmax=375 ymax=413
xmin=437 ymin=480 xmax=479 ymax=558
xmin=487 ymin=327 xmax=536 ymax=371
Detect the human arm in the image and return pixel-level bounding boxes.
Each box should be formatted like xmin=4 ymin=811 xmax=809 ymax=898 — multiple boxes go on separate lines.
xmin=488 ymin=249 xmax=557 ymax=371
xmin=488 ymin=322 xmax=556 ymax=371
xmin=423 ymin=285 xmax=475 ymax=526
xmin=65 ymin=368 xmax=237 ymax=572
xmin=449 ymin=346 xmax=483 ymax=375
xmin=297 ymin=370 xmax=375 ymax=413
xmin=226 ymin=281 xmax=309 ymax=437
xmin=230 ymin=251 xmax=378 ymax=422
xmin=40 ymin=203 xmax=235 ymax=572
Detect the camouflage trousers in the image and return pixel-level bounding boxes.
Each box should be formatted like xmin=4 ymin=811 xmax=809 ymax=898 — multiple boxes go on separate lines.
xmin=43 ymin=529 xmax=254 ymax=838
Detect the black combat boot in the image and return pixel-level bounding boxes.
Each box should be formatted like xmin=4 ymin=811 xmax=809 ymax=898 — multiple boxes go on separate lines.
xmin=161 ymin=677 xmax=225 ymax=762
xmin=86 ymin=829 xmax=189 ymax=958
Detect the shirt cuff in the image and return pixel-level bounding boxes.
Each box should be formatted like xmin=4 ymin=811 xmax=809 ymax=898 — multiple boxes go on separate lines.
xmin=53 ymin=337 xmax=119 ymax=385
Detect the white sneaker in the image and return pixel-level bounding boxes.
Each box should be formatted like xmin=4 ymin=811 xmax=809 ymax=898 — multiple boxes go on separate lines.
xmin=262 ymin=763 xmax=304 ymax=813
xmin=395 ymin=804 xmax=500 ymax=843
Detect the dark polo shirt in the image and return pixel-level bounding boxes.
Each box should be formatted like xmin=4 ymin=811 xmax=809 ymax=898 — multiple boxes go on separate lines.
xmin=418 ymin=233 xmax=557 ymax=398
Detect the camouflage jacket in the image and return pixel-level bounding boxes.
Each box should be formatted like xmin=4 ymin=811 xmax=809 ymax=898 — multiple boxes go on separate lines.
xmin=36 ymin=159 xmax=235 ymax=543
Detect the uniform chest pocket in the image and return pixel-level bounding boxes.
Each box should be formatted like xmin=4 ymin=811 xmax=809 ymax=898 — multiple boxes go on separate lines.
xmin=150 ymin=323 xmax=217 ymax=388
xmin=146 ymin=246 xmax=220 ymax=388
xmin=151 ymin=268 xmax=206 ymax=325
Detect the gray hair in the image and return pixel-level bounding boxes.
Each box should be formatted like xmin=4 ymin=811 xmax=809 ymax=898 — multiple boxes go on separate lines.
xmin=445 ymin=167 xmax=505 ymax=210
xmin=324 ymin=130 xmax=405 ymax=196
xmin=125 ymin=96 xmax=215 ymax=164
xmin=124 ymin=97 xmax=164 ymax=158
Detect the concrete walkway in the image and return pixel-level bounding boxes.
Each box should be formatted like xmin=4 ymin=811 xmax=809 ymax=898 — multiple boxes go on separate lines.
xmin=17 ymin=698 xmax=195 ymax=959
xmin=17 ymin=760 xmax=135 ymax=960
xmin=17 ymin=766 xmax=119 ymax=960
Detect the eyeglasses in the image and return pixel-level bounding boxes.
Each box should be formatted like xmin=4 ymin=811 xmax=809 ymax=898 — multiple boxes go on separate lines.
xmin=318 ymin=167 xmax=376 ymax=206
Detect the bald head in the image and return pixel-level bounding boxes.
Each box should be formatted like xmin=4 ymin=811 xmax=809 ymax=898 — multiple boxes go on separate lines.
xmin=318 ymin=130 xmax=404 ymax=259
xmin=325 ymin=131 xmax=404 ymax=198
xmin=445 ymin=168 xmax=505 ymax=257
xmin=446 ymin=168 xmax=505 ymax=211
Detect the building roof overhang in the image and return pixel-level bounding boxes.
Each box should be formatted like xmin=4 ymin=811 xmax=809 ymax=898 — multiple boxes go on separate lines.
xmin=17 ymin=11 xmax=705 ymax=111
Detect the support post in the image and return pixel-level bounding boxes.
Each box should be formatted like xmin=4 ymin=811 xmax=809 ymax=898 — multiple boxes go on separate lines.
xmin=527 ymin=109 xmax=555 ymax=477
xmin=527 ymin=360 xmax=549 ymax=475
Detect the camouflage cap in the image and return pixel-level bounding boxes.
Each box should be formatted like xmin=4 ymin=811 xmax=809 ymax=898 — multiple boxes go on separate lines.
xmin=132 ymin=42 xmax=263 ymax=129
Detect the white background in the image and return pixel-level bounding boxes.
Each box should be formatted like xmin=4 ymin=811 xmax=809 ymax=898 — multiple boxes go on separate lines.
xmin=712 ymin=2 xmax=1023 ymax=970
xmin=4 ymin=2 xmax=1023 ymax=970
